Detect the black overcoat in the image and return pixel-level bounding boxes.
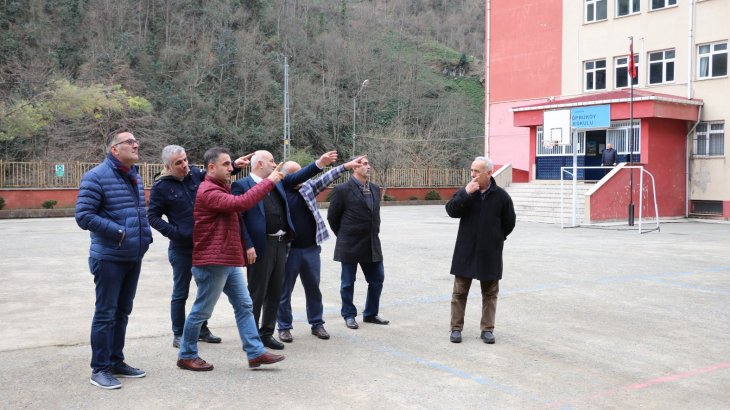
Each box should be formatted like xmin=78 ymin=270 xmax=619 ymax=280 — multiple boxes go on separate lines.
xmin=445 ymin=177 xmax=516 ymax=281
xmin=327 ymin=177 xmax=383 ymax=263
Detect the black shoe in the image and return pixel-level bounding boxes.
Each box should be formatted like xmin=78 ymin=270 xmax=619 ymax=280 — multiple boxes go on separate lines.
xmin=363 ymin=315 xmax=390 ymax=325
xmin=199 ymin=327 xmax=222 ymax=344
xmin=311 ymin=326 xmax=330 ymax=340
xmin=344 ymin=317 xmax=359 ymax=329
xmin=172 ymin=335 xmax=181 ymax=349
xmin=261 ymin=335 xmax=285 ymax=350
xmin=450 ymin=330 xmax=462 ymax=343
xmin=481 ymin=330 xmax=495 ymax=344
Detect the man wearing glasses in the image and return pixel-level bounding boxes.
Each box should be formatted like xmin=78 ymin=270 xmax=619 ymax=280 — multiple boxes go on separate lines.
xmin=76 ymin=129 xmax=153 ymax=389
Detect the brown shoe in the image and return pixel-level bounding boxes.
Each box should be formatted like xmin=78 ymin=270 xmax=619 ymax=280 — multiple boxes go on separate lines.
xmin=248 ymin=351 xmax=285 ymax=368
xmin=311 ymin=326 xmax=330 ymax=340
xmin=278 ymin=329 xmax=293 ymax=343
xmin=177 ymin=357 xmax=214 ymax=371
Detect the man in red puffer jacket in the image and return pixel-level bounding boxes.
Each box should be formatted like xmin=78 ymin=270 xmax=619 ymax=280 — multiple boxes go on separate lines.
xmin=176 ymin=147 xmax=286 ymax=371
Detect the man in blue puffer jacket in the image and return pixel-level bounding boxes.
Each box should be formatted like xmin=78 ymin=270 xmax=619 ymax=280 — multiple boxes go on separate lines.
xmin=75 ymin=129 xmax=153 ymax=390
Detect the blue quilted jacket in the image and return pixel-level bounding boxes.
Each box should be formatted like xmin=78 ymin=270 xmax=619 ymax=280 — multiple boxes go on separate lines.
xmin=75 ymin=155 xmax=153 ymax=261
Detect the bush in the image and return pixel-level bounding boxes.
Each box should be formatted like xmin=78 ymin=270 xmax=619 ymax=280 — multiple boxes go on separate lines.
xmin=408 ymin=196 xmax=418 ymax=201
xmin=424 ymin=190 xmax=441 ymax=200
xmin=42 ymin=200 xmax=58 ymax=209
xmin=383 ymin=195 xmax=395 ymax=201
xmin=0 ymin=197 xmax=5 ymax=210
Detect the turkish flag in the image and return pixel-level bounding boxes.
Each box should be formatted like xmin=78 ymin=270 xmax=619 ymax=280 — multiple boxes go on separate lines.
xmin=629 ymin=42 xmax=637 ymax=79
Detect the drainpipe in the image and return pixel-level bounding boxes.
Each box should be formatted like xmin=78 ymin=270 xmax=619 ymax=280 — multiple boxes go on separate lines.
xmin=686 ymin=106 xmax=702 ymax=217
xmin=685 ymin=0 xmax=696 ymax=217
xmin=687 ymin=0 xmax=695 ymax=100
xmin=484 ymin=0 xmax=491 ymax=157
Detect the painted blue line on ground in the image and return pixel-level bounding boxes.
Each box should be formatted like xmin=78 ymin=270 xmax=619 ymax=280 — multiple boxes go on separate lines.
xmin=343 ymin=333 xmax=547 ymax=404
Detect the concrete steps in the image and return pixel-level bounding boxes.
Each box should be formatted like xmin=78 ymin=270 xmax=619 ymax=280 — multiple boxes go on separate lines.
xmin=505 ymin=182 xmax=594 ymax=224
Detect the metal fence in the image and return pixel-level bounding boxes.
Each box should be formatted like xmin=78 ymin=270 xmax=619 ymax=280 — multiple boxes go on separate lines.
xmin=0 ymin=161 xmax=470 ymax=189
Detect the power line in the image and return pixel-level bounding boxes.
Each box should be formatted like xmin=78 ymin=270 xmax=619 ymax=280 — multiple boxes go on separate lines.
xmin=358 ymin=135 xmax=484 ymax=142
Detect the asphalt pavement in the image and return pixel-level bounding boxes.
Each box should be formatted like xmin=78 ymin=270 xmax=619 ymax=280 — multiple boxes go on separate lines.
xmin=0 ymin=206 xmax=728 ymax=409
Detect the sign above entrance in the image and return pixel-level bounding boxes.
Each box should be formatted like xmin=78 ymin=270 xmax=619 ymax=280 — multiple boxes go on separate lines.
xmin=571 ymin=105 xmax=610 ymax=130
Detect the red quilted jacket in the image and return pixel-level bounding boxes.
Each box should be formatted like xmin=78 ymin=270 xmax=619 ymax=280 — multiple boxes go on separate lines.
xmin=193 ymin=176 xmax=274 ymax=267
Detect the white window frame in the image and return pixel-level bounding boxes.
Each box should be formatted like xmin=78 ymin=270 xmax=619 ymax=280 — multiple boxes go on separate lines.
xmin=694 ymin=121 xmax=725 ymax=157
xmin=650 ymin=0 xmax=677 ymax=11
xmin=616 ymin=0 xmax=640 ymax=17
xmin=697 ymin=41 xmax=728 ymax=79
xmin=648 ymin=49 xmax=675 ymax=85
xmin=615 ymin=55 xmax=640 ymax=88
xmin=585 ymin=0 xmax=608 ymax=23
xmin=607 ymin=120 xmax=641 ymax=155
xmin=536 ymin=127 xmax=586 ymax=156
xmin=584 ymin=59 xmax=607 ymax=91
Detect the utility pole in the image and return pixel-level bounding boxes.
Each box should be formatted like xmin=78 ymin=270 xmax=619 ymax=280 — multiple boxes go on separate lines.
xmin=352 ymin=79 xmax=369 ymax=158
xmin=283 ymin=56 xmax=291 ymax=161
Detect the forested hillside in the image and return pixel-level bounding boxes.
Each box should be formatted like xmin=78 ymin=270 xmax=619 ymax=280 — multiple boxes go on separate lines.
xmin=1 ymin=0 xmax=484 ymax=168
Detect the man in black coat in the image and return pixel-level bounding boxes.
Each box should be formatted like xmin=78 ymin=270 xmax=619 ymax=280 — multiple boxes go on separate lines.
xmin=445 ymin=156 xmax=516 ymax=345
xmin=327 ymin=157 xmax=389 ymax=330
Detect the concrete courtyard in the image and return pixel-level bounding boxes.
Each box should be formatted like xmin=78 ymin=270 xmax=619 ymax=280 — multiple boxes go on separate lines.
xmin=0 ymin=205 xmax=728 ymax=408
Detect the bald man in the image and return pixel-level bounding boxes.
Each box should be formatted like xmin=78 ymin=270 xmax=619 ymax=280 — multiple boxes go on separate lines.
xmin=231 ymin=150 xmax=337 ymax=349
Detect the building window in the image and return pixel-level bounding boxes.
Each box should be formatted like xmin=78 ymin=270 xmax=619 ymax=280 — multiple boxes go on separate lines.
xmin=617 ymin=0 xmax=640 ymax=16
xmin=698 ymin=42 xmax=728 ymax=79
xmin=615 ymin=55 xmax=639 ymax=88
xmin=694 ymin=122 xmax=725 ymax=156
xmin=607 ymin=120 xmax=640 ymax=154
xmin=648 ymin=50 xmax=675 ymax=84
xmin=585 ymin=0 xmax=607 ymax=22
xmin=691 ymin=200 xmax=723 ymax=216
xmin=650 ymin=0 xmax=677 ymax=10
xmin=585 ymin=59 xmax=607 ymax=91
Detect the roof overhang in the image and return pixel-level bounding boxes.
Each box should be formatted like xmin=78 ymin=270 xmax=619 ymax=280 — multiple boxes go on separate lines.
xmin=511 ymin=90 xmax=703 ymax=127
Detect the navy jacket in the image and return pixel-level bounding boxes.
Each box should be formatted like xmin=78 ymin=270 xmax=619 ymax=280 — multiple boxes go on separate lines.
xmin=147 ymin=166 xmax=205 ymax=252
xmin=231 ymin=162 xmax=321 ymax=258
xmin=75 ymin=155 xmax=153 ymax=261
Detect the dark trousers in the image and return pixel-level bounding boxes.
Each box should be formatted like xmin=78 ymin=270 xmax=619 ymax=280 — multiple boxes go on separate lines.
xmin=89 ymin=257 xmax=142 ymax=370
xmin=340 ymin=261 xmax=384 ymax=319
xmin=246 ymin=237 xmax=288 ymax=338
xmin=450 ymin=276 xmax=499 ymax=332
xmin=168 ymin=248 xmax=208 ymax=337
xmin=277 ymin=245 xmax=324 ymax=331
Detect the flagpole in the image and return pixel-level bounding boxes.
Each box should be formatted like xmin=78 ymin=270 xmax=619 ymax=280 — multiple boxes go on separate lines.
xmin=628 ymin=36 xmax=635 ymax=226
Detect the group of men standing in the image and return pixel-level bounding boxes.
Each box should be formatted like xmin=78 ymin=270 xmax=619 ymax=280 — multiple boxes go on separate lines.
xmin=76 ymin=129 xmax=515 ymax=391
xmin=76 ymin=129 xmax=389 ymax=389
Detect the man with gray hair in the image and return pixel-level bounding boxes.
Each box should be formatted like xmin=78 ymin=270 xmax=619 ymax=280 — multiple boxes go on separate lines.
xmin=148 ymin=145 xmax=250 ymax=349
xmin=445 ymin=156 xmax=515 ymax=345
xmin=232 ymin=150 xmax=338 ymax=349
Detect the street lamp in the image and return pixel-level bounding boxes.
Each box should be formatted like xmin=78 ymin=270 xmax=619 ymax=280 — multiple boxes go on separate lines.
xmin=352 ymin=79 xmax=369 ymax=157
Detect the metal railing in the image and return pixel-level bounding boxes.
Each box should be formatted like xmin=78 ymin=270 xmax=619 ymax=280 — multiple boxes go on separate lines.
xmin=0 ymin=161 xmax=471 ymax=189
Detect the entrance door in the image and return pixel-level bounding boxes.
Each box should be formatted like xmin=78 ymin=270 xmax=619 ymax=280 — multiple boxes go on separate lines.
xmin=584 ymin=130 xmax=606 ymax=180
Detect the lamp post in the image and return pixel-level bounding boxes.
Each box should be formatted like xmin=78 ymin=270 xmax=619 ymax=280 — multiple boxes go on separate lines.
xmin=352 ymin=79 xmax=369 ymax=157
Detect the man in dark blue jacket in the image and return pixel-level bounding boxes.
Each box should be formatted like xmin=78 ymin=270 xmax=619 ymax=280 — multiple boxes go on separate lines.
xmin=149 ymin=145 xmax=250 ymax=349
xmin=76 ymin=129 xmax=153 ymax=389
xmin=231 ymin=150 xmax=335 ymax=350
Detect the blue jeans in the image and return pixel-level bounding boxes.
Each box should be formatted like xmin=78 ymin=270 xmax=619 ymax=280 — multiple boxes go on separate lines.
xmin=168 ymin=248 xmax=207 ymax=336
xmin=340 ymin=261 xmax=384 ymax=319
xmin=277 ymin=246 xmax=324 ymax=331
xmin=89 ymin=257 xmax=142 ymax=370
xmin=179 ymin=265 xmax=265 ymax=360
